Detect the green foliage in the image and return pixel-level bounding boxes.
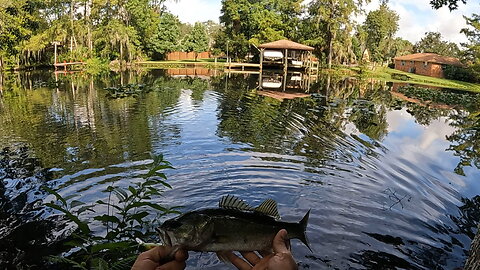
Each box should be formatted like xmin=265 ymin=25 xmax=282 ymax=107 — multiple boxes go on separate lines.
xmin=444 ymin=65 xmax=480 ymax=83
xmin=397 ymin=86 xmax=480 ymax=111
xmin=430 ymin=0 xmax=467 ymax=10
xmin=43 ymin=154 xmax=179 ymax=269
xmin=308 ymin=0 xmax=371 ymax=68
xmin=104 ymin=84 xmax=148 ymax=99
xmin=216 ymin=0 xmax=302 ymax=60
xmin=148 ymin=12 xmax=182 ymax=59
xmin=364 ymin=3 xmax=399 ymax=63
xmin=183 ymin=22 xmax=209 ymax=60
xmin=462 ymin=14 xmax=480 ymax=64
xmin=85 ymin=57 xmax=109 ymax=75
xmin=413 ymin=32 xmax=461 ymax=57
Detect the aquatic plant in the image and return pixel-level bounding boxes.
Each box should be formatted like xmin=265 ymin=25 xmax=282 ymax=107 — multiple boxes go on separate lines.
xmin=104 ymin=83 xmax=149 ymax=99
xmin=43 ymin=154 xmax=180 ymax=269
xmin=397 ymin=85 xmax=480 ymax=111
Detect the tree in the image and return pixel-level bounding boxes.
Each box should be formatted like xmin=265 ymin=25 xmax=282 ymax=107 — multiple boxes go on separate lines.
xmin=0 ymin=0 xmax=43 ymax=68
xmin=392 ymin=38 xmax=413 ymax=57
xmin=308 ymin=0 xmax=371 ymax=68
xmin=413 ymin=32 xmax=461 ymax=57
xmin=217 ymin=0 xmax=302 ymax=60
xmin=461 ymin=14 xmax=480 ymax=64
xmin=183 ymin=22 xmax=209 ymax=61
xmin=430 ymin=0 xmax=467 ymax=10
xmin=148 ymin=12 xmax=181 ymax=59
xmin=364 ymin=3 xmax=399 ymax=64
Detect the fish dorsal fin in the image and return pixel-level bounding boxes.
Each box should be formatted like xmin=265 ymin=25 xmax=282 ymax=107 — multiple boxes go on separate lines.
xmin=255 ymin=199 xmax=280 ymax=220
xmin=219 ymin=195 xmax=253 ymax=211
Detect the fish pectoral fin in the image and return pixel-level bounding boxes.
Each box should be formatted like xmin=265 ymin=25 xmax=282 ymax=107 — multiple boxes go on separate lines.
xmin=219 ymin=195 xmax=253 ymax=211
xmin=255 ymin=199 xmax=281 ymax=220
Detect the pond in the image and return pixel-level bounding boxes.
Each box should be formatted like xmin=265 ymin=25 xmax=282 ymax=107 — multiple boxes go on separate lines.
xmin=0 ymin=69 xmax=479 ymax=269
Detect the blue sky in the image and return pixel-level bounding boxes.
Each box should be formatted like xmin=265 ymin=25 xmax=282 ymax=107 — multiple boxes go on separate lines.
xmin=164 ymin=0 xmax=480 ymax=45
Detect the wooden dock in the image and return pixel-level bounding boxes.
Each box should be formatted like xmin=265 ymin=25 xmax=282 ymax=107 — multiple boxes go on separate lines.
xmin=224 ymin=62 xmax=261 ymax=71
xmin=54 ymin=61 xmax=86 ymax=70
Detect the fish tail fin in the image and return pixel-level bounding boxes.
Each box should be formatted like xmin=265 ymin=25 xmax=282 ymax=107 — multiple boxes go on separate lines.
xmin=298 ymin=209 xmax=313 ymax=252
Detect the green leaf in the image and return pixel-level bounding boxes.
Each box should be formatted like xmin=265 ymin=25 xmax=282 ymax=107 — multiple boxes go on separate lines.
xmin=128 ymin=186 xmax=137 ymax=196
xmin=94 ymin=215 xmax=121 ymax=224
xmin=126 ymin=211 xmax=149 ymax=223
xmin=113 ymin=187 xmax=128 ymax=201
xmin=76 ymin=205 xmax=96 ymax=214
xmin=70 ymin=200 xmax=85 ymax=208
xmin=42 ymin=186 xmax=67 ymax=207
xmin=46 ymin=256 xmax=88 ymax=270
xmin=111 ymin=256 xmax=138 ymax=270
xmin=45 ymin=203 xmax=91 ymax=235
xmin=92 ymin=258 xmax=109 ymax=270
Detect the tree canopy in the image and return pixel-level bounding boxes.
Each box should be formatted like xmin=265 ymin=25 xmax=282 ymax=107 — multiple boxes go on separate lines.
xmin=413 ymin=32 xmax=461 ymax=58
xmin=364 ymin=4 xmax=400 ymax=63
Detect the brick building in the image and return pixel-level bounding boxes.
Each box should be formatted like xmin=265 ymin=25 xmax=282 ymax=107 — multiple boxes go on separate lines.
xmin=394 ymin=53 xmax=463 ymax=78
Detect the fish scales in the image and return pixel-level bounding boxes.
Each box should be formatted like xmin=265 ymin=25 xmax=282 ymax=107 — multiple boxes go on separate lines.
xmin=158 ymin=197 xmax=311 ymax=252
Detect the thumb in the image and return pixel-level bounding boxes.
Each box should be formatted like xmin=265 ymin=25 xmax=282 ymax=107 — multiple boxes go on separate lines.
xmin=272 ymin=229 xmax=290 ymax=254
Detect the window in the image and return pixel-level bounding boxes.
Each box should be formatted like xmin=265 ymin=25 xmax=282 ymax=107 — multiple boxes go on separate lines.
xmin=401 ymin=60 xmax=405 ymax=66
xmin=423 ymin=61 xmax=428 ymax=67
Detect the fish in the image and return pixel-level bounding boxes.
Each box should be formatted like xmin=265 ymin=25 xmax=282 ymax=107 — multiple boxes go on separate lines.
xmin=157 ymin=195 xmax=311 ymax=252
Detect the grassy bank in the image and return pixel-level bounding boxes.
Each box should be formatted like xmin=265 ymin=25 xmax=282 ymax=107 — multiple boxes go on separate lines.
xmin=360 ymin=67 xmax=480 ymax=93
xmin=136 ymin=58 xmax=226 ymax=69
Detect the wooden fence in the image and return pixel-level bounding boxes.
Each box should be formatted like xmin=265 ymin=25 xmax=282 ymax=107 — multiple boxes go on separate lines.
xmin=167 ymin=51 xmax=212 ymax=61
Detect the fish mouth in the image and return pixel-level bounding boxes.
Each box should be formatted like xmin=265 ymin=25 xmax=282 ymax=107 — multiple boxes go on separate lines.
xmin=158 ymin=229 xmax=173 ymax=246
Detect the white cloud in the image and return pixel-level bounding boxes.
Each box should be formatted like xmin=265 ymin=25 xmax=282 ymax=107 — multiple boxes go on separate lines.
xmin=165 ymin=0 xmax=480 ymax=44
xmin=164 ymin=0 xmax=221 ymax=24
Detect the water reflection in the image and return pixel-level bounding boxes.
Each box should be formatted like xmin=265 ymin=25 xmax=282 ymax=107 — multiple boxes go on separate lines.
xmin=0 ymin=69 xmax=479 ymax=269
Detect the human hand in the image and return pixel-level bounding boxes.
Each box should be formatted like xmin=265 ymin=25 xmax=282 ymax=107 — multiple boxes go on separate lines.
xmin=131 ymin=246 xmax=188 ymax=270
xmin=217 ymin=229 xmax=298 ymax=270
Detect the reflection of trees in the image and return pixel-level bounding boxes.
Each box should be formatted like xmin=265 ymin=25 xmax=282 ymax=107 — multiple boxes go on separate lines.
xmin=0 ymin=71 xmax=210 ymax=172
xmin=447 ymin=112 xmax=480 ymax=176
xmin=405 ymin=103 xmax=450 ymax=126
xmin=212 ymin=74 xmax=392 ymax=165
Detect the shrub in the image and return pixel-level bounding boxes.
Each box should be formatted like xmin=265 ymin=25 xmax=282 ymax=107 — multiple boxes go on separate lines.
xmin=443 ymin=65 xmax=480 ymax=83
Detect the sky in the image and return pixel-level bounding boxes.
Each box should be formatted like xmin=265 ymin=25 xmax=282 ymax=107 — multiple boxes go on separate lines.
xmin=163 ymin=0 xmax=480 ymax=45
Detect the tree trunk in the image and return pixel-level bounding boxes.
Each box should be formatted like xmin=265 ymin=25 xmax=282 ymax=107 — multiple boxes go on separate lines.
xmin=120 ymin=42 xmax=124 ymax=67
xmin=465 ymin=225 xmax=480 ymax=270
xmin=327 ymin=29 xmax=334 ymax=69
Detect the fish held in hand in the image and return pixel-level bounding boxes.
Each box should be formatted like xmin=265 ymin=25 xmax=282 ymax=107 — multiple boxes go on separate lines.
xmin=157 ymin=195 xmax=311 ymax=252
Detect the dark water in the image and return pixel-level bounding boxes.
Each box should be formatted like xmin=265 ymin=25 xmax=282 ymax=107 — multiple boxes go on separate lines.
xmin=0 ymin=69 xmax=479 ymax=269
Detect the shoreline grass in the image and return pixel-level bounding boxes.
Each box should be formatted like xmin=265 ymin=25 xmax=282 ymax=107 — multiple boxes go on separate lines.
xmin=360 ymin=67 xmax=480 ymax=93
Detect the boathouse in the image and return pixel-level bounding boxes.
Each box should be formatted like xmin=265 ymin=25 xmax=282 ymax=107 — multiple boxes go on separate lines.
xmin=394 ymin=53 xmax=463 ymax=78
xmin=258 ymin=40 xmax=314 ymax=70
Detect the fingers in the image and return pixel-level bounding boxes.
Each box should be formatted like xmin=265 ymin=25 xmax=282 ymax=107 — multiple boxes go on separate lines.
xmin=272 ymin=229 xmax=290 ymax=254
xmin=258 ymin=250 xmax=272 ymax=257
xmin=138 ymin=246 xmax=175 ymax=263
xmin=174 ymin=249 xmax=189 ymax=262
xmin=240 ymin=251 xmax=261 ymax=265
xmin=155 ymin=260 xmax=186 ymax=270
xmin=217 ymin=251 xmax=251 ymax=270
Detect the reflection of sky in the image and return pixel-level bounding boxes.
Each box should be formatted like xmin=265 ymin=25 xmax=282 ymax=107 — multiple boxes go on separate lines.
xmin=383 ymin=109 xmax=480 ymax=196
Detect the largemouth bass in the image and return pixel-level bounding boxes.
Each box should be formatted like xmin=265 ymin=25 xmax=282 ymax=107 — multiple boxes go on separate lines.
xmin=157 ymin=195 xmax=311 ymax=252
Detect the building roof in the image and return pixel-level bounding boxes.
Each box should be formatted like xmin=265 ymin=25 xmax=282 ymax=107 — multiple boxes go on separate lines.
xmin=259 ymin=40 xmax=314 ymax=51
xmin=394 ymin=53 xmax=463 ymax=66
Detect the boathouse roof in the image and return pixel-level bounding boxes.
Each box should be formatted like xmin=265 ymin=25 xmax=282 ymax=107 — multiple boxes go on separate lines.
xmin=258 ymin=40 xmax=314 ymax=51
xmin=394 ymin=53 xmax=463 ymax=66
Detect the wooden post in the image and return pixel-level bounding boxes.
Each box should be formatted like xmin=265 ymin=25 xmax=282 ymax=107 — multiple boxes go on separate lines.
xmin=53 ymin=41 xmax=60 ymax=70
xmin=260 ymin=49 xmax=264 ymax=74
